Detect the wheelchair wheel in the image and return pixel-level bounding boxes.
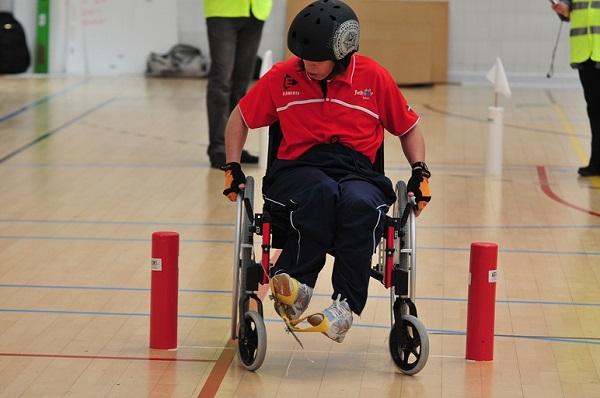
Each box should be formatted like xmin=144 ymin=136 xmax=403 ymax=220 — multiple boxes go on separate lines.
xmin=231 ymin=176 xmax=255 ymax=340
xmin=237 ymin=310 xmax=267 ymax=371
xmin=391 ymin=181 xmax=410 ymax=321
xmin=389 ymin=314 xmax=429 ymax=375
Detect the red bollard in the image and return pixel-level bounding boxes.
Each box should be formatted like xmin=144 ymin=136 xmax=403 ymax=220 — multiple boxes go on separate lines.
xmin=466 ymin=242 xmax=498 ymax=361
xmin=150 ymin=231 xmax=179 ymax=349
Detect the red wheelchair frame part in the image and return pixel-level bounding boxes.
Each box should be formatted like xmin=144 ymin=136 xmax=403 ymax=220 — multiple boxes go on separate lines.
xmin=384 ymin=224 xmax=395 ymax=288
xmin=259 ymin=219 xmax=397 ymax=288
xmin=261 ymin=221 xmax=271 ymax=285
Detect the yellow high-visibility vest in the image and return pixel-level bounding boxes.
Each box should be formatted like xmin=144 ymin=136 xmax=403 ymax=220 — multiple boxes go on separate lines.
xmin=569 ymin=0 xmax=600 ymax=63
xmin=204 ymin=0 xmax=272 ymax=21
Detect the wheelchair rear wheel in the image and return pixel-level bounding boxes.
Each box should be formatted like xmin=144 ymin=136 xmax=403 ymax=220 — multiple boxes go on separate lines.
xmin=237 ymin=310 xmax=267 ymax=371
xmin=391 ymin=181 xmax=411 ymax=318
xmin=231 ymin=176 xmax=255 ymax=339
xmin=389 ymin=314 xmax=429 ymax=375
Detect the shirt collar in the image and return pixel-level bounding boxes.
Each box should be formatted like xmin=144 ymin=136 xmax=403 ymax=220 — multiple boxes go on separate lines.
xmin=332 ymin=54 xmax=356 ymax=86
xmin=301 ymin=54 xmax=356 ymax=86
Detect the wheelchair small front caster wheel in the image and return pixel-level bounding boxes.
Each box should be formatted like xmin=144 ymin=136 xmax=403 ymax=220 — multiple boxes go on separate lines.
xmin=237 ymin=311 xmax=267 ymax=371
xmin=389 ymin=314 xmax=429 ymax=375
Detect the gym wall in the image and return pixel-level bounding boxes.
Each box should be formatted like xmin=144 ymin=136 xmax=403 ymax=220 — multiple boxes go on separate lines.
xmin=7 ymin=0 xmax=577 ymax=84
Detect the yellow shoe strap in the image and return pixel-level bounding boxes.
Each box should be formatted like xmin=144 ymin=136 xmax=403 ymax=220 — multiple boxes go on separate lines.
xmin=285 ymin=312 xmax=329 ymax=333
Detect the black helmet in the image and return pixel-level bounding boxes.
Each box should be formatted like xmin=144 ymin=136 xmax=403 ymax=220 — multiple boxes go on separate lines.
xmin=287 ymin=0 xmax=360 ymax=61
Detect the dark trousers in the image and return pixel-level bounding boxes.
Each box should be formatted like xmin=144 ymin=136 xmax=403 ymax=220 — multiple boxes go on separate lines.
xmin=206 ymin=16 xmax=264 ymax=157
xmin=578 ymin=60 xmax=600 ymax=168
xmin=265 ymin=166 xmax=391 ymax=315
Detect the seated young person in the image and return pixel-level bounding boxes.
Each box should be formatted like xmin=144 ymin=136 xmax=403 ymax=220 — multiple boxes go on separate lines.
xmin=221 ymin=0 xmax=431 ymax=342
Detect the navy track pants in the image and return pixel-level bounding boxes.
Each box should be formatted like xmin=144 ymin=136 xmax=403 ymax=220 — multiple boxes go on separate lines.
xmin=265 ymin=166 xmax=390 ymax=315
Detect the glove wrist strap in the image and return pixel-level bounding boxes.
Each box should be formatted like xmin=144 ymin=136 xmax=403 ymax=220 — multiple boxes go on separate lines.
xmin=411 ymin=161 xmax=431 ymax=178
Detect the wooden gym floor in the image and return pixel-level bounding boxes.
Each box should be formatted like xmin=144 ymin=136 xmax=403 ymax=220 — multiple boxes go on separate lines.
xmin=0 ymin=75 xmax=599 ymax=398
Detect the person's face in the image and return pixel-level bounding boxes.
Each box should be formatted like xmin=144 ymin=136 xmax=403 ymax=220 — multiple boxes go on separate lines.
xmin=302 ymin=59 xmax=335 ymax=80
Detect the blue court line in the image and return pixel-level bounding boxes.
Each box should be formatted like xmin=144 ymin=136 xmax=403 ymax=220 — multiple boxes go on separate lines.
xmin=2 ymin=218 xmax=600 ymax=230
xmin=1 ymin=307 xmax=598 ymax=346
xmin=2 ymin=162 xmax=212 ymax=169
xmin=419 ymin=224 xmax=600 ymax=230
xmin=0 ymin=98 xmax=116 ymax=164
xmin=0 ymin=162 xmax=571 ymax=173
xmin=0 ymin=235 xmax=229 ymax=244
xmin=420 ymin=245 xmax=600 ymax=256
xmin=2 ymin=235 xmax=598 ymax=257
xmin=1 ymin=283 xmax=599 ymax=308
xmin=0 ymin=218 xmax=234 ymax=228
xmin=0 ymin=78 xmax=89 ymax=124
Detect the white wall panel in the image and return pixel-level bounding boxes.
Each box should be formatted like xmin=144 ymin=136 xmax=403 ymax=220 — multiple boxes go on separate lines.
xmin=448 ymin=0 xmax=576 ymax=84
xmin=3 ymin=0 xmax=579 ymax=83
xmin=59 ymin=0 xmax=177 ymax=75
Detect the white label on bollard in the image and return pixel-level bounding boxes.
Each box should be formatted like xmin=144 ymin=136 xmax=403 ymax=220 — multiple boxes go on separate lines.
xmin=151 ymin=258 xmax=162 ymax=271
xmin=488 ymin=270 xmax=497 ymax=283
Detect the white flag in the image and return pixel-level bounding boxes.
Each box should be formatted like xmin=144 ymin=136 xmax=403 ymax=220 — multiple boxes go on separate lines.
xmin=486 ymin=57 xmax=511 ymax=99
xmin=259 ymin=49 xmax=273 ymax=78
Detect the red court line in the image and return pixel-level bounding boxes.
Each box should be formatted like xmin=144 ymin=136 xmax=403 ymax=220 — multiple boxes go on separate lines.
xmin=537 ymin=166 xmax=600 ymax=217
xmin=0 ymin=352 xmax=215 ymax=362
xmin=198 ymin=283 xmax=270 ymax=398
xmin=197 ymin=340 xmax=236 ymax=398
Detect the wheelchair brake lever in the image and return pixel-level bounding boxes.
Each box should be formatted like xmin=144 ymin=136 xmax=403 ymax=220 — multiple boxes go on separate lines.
xmin=243 ymin=197 xmax=254 ymax=223
xmin=400 ymin=198 xmax=415 ymax=228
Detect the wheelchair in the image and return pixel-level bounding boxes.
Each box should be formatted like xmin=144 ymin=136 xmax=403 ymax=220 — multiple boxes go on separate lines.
xmin=229 ymin=123 xmax=429 ymax=373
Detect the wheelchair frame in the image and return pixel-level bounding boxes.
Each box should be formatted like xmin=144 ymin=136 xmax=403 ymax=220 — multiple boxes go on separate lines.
xmin=229 ymin=124 xmax=429 ymax=373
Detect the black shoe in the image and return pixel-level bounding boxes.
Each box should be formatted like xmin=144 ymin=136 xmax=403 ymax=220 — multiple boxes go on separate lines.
xmin=210 ymin=153 xmax=226 ymax=169
xmin=577 ymin=165 xmax=600 ymax=177
xmin=241 ymin=150 xmax=259 ymax=164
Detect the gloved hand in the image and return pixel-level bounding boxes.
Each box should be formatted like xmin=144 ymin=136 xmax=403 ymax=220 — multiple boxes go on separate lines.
xmin=407 ymin=161 xmax=431 ymax=213
xmin=221 ymin=162 xmax=246 ymax=201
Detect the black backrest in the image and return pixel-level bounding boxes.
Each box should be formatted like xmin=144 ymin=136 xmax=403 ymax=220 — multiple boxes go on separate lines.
xmin=374 ymin=142 xmax=384 ymax=174
xmin=266 ymin=122 xmax=283 ymax=171
xmin=266 ymin=122 xmax=384 ymax=173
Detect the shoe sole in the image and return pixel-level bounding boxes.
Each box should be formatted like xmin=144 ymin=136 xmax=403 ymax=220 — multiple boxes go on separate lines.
xmin=270 ymin=274 xmax=297 ymax=306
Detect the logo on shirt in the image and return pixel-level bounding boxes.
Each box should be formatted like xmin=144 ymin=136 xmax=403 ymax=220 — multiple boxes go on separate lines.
xmin=283 ymin=74 xmax=300 ymax=96
xmin=354 ymin=88 xmax=373 ymax=99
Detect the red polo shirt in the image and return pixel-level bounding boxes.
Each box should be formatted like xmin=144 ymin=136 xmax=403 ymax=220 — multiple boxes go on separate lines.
xmin=238 ymin=55 xmax=419 ymax=163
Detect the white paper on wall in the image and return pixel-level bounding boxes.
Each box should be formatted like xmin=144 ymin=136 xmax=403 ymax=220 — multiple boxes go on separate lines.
xmin=64 ymin=0 xmax=177 ymax=75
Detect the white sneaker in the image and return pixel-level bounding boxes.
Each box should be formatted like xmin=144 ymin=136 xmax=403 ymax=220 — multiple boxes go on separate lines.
xmin=308 ymin=294 xmax=353 ymax=343
xmin=270 ymin=273 xmax=313 ymax=321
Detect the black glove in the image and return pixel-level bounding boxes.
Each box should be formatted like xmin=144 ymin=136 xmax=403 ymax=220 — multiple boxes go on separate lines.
xmin=221 ymin=162 xmax=246 ymax=201
xmin=407 ymin=161 xmax=431 ymax=212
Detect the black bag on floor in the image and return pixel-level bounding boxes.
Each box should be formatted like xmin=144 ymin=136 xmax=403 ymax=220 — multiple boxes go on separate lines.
xmin=0 ymin=12 xmax=31 ymax=74
xmin=146 ymin=44 xmax=210 ymax=78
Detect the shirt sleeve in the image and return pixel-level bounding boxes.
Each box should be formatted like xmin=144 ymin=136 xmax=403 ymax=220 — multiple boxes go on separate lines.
xmin=377 ymin=68 xmax=420 ymax=137
xmin=238 ymin=67 xmax=279 ymax=129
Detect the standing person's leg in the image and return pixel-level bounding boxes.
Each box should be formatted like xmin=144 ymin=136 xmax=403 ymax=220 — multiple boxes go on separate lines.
xmin=230 ymin=16 xmax=264 ymax=111
xmin=229 ymin=15 xmax=265 ymax=163
xmin=578 ymin=61 xmax=600 ymax=175
xmin=206 ymin=17 xmax=237 ymax=167
xmin=331 ymin=179 xmax=389 ymax=315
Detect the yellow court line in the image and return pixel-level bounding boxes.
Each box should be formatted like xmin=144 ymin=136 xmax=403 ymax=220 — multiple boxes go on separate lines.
xmin=551 ymin=102 xmax=600 ymax=187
